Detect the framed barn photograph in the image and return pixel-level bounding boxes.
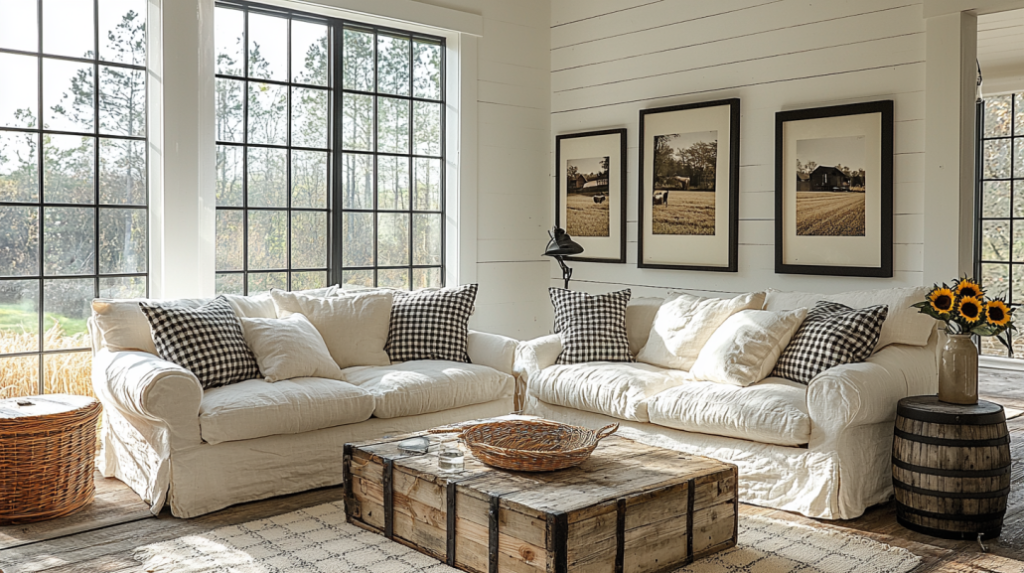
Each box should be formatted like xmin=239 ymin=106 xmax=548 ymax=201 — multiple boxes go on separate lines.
xmin=638 ymin=99 xmax=740 ymax=271
xmin=775 ymin=100 xmax=894 ymax=277
xmin=555 ymin=128 xmax=627 ymax=263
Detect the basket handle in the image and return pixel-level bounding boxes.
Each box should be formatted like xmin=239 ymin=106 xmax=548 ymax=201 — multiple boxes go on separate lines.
xmin=428 ymin=426 xmax=464 ymax=434
xmin=594 ymin=423 xmax=619 ymax=441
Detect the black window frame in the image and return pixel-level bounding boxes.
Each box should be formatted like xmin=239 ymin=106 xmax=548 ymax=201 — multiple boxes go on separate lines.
xmin=0 ymin=0 xmax=149 ymax=394
xmin=214 ymin=0 xmax=446 ymax=294
xmin=975 ymin=92 xmax=1024 ymax=357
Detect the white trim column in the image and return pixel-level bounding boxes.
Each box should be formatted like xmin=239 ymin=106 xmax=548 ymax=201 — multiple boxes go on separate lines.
xmin=923 ymin=11 xmax=977 ymax=284
xmin=148 ymin=0 xmax=217 ymax=299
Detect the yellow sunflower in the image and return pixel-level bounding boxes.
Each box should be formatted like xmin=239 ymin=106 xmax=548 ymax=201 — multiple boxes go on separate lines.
xmin=928 ymin=287 xmax=955 ymax=314
xmin=957 ymin=296 xmax=983 ymax=323
xmin=985 ymin=300 xmax=1012 ymax=327
xmin=955 ymin=279 xmax=984 ymax=299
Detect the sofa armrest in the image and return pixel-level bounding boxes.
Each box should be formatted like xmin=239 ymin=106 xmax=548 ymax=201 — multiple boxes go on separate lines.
xmin=806 ymin=343 xmax=938 ymax=449
xmin=513 ymin=334 xmax=562 ymax=382
xmin=92 ymin=348 xmax=203 ymax=449
xmin=467 ymin=330 xmax=518 ymax=375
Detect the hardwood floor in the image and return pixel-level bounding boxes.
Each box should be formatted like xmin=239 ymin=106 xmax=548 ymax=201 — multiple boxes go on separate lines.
xmin=3 ymin=369 xmax=1024 ymax=572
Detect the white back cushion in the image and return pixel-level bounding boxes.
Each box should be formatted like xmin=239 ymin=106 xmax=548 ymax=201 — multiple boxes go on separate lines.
xmin=762 ymin=286 xmax=933 ymax=350
xmin=636 ymin=291 xmax=766 ymax=371
xmin=272 ymin=289 xmax=393 ymax=369
xmin=91 ymin=298 xmax=209 ymax=354
xmin=626 ymin=297 xmax=664 ymax=357
xmin=90 ymin=286 xmax=338 ymax=354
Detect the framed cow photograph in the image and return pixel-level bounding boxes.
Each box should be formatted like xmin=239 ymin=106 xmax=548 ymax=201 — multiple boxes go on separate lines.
xmin=638 ymin=99 xmax=740 ymax=271
xmin=775 ymin=100 xmax=894 ymax=277
xmin=555 ymin=128 xmax=627 ymax=263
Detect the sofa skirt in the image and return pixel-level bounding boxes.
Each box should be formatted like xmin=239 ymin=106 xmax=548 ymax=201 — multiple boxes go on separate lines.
xmin=524 ymin=396 xmax=893 ymax=520
xmin=102 ymin=397 xmax=516 ymax=518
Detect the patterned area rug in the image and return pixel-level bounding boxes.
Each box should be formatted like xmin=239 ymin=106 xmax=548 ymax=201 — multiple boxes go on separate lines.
xmin=134 ymin=502 xmax=921 ymax=573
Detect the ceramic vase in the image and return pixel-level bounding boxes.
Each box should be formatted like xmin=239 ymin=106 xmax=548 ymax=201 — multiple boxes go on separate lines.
xmin=938 ymin=333 xmax=979 ymax=405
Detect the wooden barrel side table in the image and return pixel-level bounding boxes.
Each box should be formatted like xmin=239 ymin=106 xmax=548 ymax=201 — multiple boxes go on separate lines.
xmin=0 ymin=394 xmax=102 ymax=524
xmin=892 ymin=396 xmax=1011 ymax=540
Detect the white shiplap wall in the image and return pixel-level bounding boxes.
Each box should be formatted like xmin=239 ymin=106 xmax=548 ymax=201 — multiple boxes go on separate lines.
xmin=416 ymin=0 xmax=554 ymax=338
xmin=549 ymin=0 xmax=929 ymax=321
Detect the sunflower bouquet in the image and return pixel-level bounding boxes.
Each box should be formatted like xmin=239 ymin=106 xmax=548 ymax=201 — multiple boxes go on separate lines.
xmin=911 ymin=277 xmax=1016 ymax=353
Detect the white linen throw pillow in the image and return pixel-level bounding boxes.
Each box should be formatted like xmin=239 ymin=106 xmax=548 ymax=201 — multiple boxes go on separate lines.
xmin=271 ymin=289 xmax=393 ymax=369
xmin=636 ymin=291 xmax=766 ymax=371
xmin=690 ymin=308 xmax=808 ymax=387
xmin=240 ymin=314 xmax=346 ymax=383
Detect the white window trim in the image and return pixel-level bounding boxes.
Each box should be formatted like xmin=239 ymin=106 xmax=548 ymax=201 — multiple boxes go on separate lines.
xmin=148 ymin=0 xmax=479 ymax=298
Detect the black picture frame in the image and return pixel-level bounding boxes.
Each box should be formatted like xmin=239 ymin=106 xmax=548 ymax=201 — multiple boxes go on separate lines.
xmin=774 ymin=100 xmax=894 ymax=277
xmin=638 ymin=99 xmax=740 ymax=272
xmin=555 ymin=128 xmax=628 ymax=263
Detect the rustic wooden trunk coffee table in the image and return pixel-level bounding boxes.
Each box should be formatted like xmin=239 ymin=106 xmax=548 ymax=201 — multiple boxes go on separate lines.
xmin=343 ymin=419 xmax=738 ymax=573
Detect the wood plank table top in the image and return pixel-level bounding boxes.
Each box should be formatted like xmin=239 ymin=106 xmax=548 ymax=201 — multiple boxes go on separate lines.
xmin=345 ymin=417 xmax=739 ymax=573
xmin=348 ymin=430 xmax=734 ymax=517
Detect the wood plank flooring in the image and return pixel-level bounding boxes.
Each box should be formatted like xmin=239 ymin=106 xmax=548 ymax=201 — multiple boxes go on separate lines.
xmin=3 ymin=369 xmax=1024 ymax=572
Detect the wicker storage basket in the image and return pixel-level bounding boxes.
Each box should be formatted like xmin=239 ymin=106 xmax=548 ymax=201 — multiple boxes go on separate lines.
xmin=432 ymin=419 xmax=618 ymax=472
xmin=0 ymin=394 xmax=102 ymax=524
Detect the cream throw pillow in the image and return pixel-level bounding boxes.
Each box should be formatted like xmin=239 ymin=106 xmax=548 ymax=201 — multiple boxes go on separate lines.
xmin=636 ymin=291 xmax=766 ymax=370
xmin=271 ymin=289 xmax=393 ymax=369
xmin=690 ymin=308 xmax=808 ymax=387
xmin=239 ymin=314 xmax=345 ymax=383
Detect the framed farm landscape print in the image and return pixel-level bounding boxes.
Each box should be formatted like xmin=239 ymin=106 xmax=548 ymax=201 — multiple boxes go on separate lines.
xmin=555 ymin=128 xmax=627 ymax=263
xmin=638 ymin=99 xmax=740 ymax=271
xmin=775 ymin=100 xmax=894 ymax=277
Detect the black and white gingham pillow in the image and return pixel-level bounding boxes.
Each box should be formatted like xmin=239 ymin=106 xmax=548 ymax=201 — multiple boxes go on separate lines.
xmin=139 ymin=296 xmax=260 ymax=389
xmin=772 ymin=301 xmax=888 ymax=384
xmin=550 ymin=288 xmax=633 ymax=364
xmin=386 ymin=284 xmax=477 ymax=363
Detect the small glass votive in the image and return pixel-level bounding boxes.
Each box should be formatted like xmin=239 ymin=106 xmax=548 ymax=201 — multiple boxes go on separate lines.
xmin=438 ymin=448 xmax=465 ymax=473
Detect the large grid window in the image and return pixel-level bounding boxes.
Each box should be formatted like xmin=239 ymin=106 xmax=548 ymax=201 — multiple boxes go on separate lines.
xmin=977 ymin=92 xmax=1024 ymax=357
xmin=214 ymin=3 xmax=445 ymax=294
xmin=0 ymin=0 xmax=148 ymax=399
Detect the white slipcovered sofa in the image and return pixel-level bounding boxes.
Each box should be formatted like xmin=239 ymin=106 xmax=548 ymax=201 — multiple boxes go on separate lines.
xmin=89 ymin=291 xmax=517 ymax=518
xmin=515 ymin=287 xmax=939 ymax=520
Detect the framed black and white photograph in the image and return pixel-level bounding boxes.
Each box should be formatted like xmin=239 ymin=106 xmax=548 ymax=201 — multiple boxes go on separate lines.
xmin=775 ymin=100 xmax=894 ymax=277
xmin=638 ymin=99 xmax=740 ymax=271
xmin=555 ymin=128 xmax=627 ymax=263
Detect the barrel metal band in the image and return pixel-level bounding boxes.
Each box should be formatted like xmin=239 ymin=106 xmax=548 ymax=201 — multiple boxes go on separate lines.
xmin=549 ymin=512 xmax=568 ymax=573
xmin=615 ymin=498 xmax=626 ymax=573
xmin=893 ymin=478 xmax=1010 ymax=499
xmin=383 ymin=458 xmax=394 ymax=540
xmin=894 ymin=428 xmax=1010 ymax=448
xmin=896 ymin=501 xmax=1007 ymax=522
xmin=489 ymin=494 xmax=501 ymax=573
xmin=897 ymin=404 xmax=1005 ymax=426
xmin=891 ymin=457 xmax=1011 ymax=478
xmin=896 ymin=515 xmax=1002 ymax=541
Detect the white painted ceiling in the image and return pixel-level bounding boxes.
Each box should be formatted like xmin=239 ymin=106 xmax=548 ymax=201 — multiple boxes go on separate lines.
xmin=978 ymin=8 xmax=1024 ymax=94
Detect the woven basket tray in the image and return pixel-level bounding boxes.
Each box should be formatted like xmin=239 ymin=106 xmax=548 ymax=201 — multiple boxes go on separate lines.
xmin=431 ymin=419 xmax=618 ymax=472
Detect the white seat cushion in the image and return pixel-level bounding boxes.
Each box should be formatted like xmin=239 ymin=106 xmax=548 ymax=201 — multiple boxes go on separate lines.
xmin=342 ymin=361 xmax=514 ymax=419
xmin=647 ymin=377 xmax=811 ymax=446
xmin=529 ymin=362 xmax=688 ymax=422
xmin=199 ymin=377 xmax=374 ymax=445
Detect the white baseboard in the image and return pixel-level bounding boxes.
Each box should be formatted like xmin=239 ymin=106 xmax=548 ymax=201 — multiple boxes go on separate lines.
xmin=980 ymin=355 xmax=1024 ymax=372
